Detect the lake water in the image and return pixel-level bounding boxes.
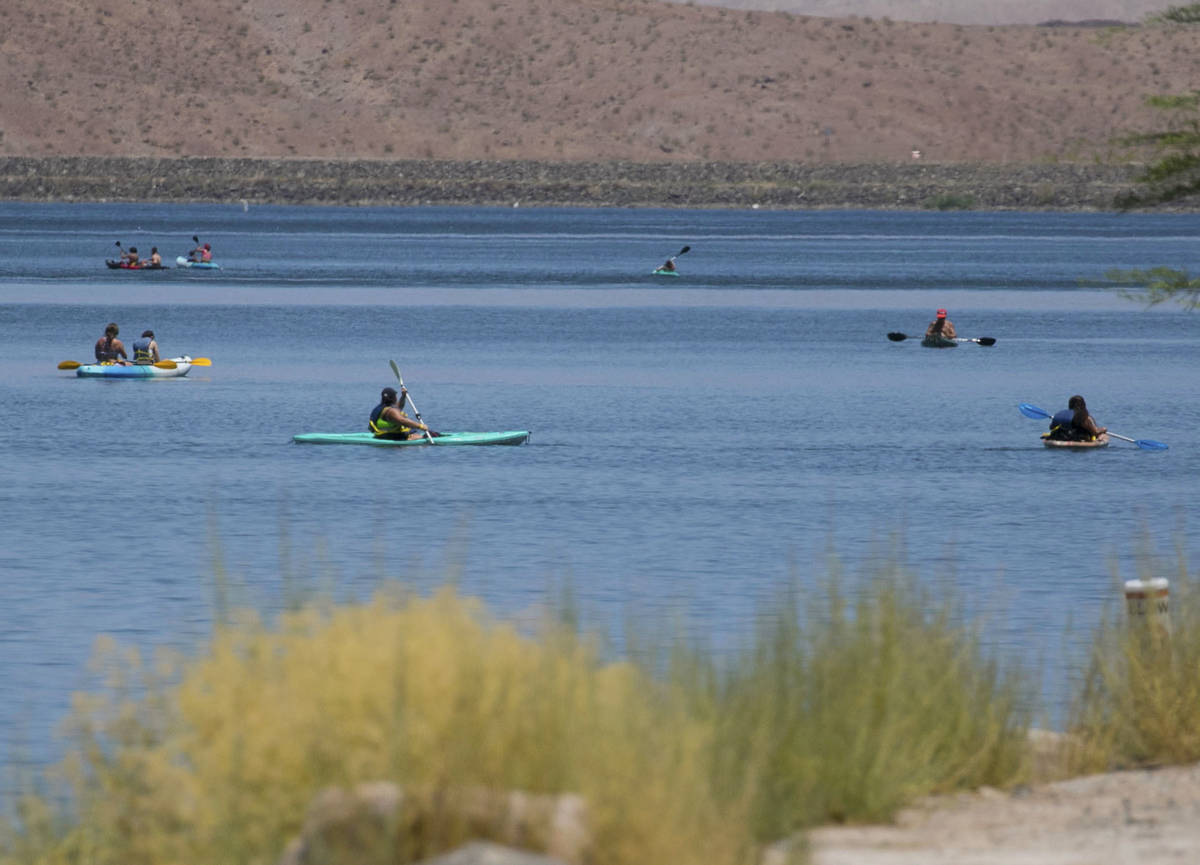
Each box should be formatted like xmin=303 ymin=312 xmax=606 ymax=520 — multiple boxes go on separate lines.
xmin=1 ymin=202 xmax=1198 ymax=770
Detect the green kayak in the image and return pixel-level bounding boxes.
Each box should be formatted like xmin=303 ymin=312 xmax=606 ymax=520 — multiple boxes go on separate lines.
xmin=651 ymin=268 xmax=680 ymax=276
xmin=920 ymin=336 xmax=957 ymax=348
xmin=293 ymin=431 xmax=530 ymax=447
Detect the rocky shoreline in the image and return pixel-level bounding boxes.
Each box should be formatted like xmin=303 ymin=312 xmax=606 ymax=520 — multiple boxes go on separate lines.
xmin=0 ymin=156 xmax=1158 ymax=210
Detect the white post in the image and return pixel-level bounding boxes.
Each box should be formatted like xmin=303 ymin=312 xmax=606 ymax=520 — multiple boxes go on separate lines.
xmin=1124 ymin=577 xmax=1171 ymax=638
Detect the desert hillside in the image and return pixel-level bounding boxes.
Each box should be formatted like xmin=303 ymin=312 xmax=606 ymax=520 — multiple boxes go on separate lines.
xmin=685 ymin=0 xmax=1169 ymax=27
xmin=0 ymin=0 xmax=1195 ymax=164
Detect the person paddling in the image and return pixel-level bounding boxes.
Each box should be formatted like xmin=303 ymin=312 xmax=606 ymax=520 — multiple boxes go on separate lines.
xmin=1046 ymin=395 xmax=1107 ymax=442
xmin=924 ymin=308 xmax=956 ymax=340
xmin=659 ymin=255 xmax=678 ymax=273
xmin=94 ymin=323 xmax=129 ymax=364
xmin=187 ymin=240 xmax=213 ymax=263
xmin=369 ymin=386 xmax=438 ymax=440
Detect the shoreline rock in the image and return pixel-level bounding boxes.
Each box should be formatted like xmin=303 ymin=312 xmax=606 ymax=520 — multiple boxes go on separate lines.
xmin=0 ymin=156 xmax=1171 ymax=211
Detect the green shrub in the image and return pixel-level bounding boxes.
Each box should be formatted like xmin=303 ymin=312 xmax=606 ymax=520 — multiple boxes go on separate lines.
xmin=922 ymin=192 xmax=976 ymax=210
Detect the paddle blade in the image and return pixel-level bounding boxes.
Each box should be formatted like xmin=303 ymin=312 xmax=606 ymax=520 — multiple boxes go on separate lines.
xmin=389 ymin=359 xmax=402 ymax=384
xmin=886 ymin=332 xmax=908 ymax=342
xmin=154 ymin=360 xmax=178 ymax=369
xmin=1136 ymin=439 xmax=1169 ymax=451
xmin=678 ymin=245 xmax=691 ymax=255
xmin=976 ymin=337 xmax=997 ymax=346
xmin=57 ymin=360 xmax=82 ymax=369
xmin=188 ymin=357 xmax=212 ymax=366
xmin=1019 ymin=403 xmax=1051 ymax=420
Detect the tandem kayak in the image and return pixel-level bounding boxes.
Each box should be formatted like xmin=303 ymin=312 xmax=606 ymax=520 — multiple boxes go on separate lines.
xmin=293 ymin=431 xmax=530 ymax=447
xmin=1042 ymin=434 xmax=1109 ymax=449
xmin=76 ymin=357 xmax=194 ymax=378
xmin=106 ymin=260 xmax=166 ymax=270
xmin=176 ymin=256 xmax=221 ymax=269
xmin=920 ymin=336 xmax=957 ymax=348
xmin=652 ymin=268 xmax=680 ymax=277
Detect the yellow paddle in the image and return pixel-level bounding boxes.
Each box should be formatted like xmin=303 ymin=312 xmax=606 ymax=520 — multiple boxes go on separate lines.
xmin=188 ymin=357 xmax=212 ymax=366
xmin=57 ymin=359 xmax=183 ymax=370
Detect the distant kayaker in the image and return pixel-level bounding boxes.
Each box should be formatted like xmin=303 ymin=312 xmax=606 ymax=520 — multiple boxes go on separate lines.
xmin=146 ymin=247 xmax=162 ymax=268
xmin=1048 ymin=395 xmax=1107 ymax=442
xmin=188 ymin=241 xmax=213 ymax=263
xmin=132 ymin=330 xmax=160 ymax=364
xmin=120 ymin=246 xmax=140 ymax=267
xmin=369 ymin=386 xmax=434 ymax=441
xmin=659 ymin=256 xmax=677 ymax=273
xmin=94 ymin=323 xmax=128 ymax=364
xmin=924 ymin=308 xmax=956 ymax=340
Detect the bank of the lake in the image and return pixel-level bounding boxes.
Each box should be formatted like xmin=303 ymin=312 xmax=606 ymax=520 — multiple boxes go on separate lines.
xmin=0 ymin=156 xmax=1151 ymax=210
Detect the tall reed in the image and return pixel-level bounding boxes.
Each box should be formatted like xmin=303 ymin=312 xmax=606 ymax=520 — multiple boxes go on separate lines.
xmin=1067 ymin=555 xmax=1200 ymax=772
xmin=0 ymin=565 xmax=1034 ymax=865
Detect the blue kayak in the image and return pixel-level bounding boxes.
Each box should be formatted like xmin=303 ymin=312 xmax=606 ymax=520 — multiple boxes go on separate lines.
xmin=176 ymin=256 xmax=221 ymax=269
xmin=76 ymin=357 xmax=194 ymax=378
xmin=652 ymin=268 xmax=680 ymax=276
xmin=293 ymin=431 xmax=530 ymax=447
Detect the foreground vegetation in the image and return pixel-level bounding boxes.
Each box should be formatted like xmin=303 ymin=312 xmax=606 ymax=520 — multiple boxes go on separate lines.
xmin=2 ymin=556 xmax=1198 ymax=865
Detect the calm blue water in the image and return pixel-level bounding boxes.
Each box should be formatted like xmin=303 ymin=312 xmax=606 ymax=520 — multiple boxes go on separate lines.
xmin=1 ymin=202 xmax=1198 ymax=770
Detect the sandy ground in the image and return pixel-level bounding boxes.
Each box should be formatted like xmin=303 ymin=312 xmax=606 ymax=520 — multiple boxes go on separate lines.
xmin=808 ymin=762 xmax=1200 ymax=865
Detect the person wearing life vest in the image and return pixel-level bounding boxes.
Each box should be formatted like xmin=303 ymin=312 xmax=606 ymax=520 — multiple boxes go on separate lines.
xmin=94 ymin=323 xmax=128 ymax=364
xmin=132 ymin=330 xmax=160 ymax=364
xmin=369 ymin=386 xmax=433 ymax=440
xmin=120 ymin=246 xmax=140 ymax=267
xmin=1047 ymin=394 xmax=1107 ymax=441
xmin=924 ymin=308 xmax=956 ymax=340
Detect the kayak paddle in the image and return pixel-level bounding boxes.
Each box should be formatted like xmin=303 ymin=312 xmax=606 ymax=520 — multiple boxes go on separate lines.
xmin=1018 ymin=403 xmax=1168 ymax=450
xmin=389 ymin=359 xmax=436 ymax=444
xmin=57 ymin=359 xmax=180 ymax=370
xmin=887 ymin=332 xmax=996 ymax=346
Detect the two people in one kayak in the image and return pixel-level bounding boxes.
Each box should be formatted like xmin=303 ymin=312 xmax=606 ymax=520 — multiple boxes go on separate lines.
xmin=115 ymin=246 xmax=163 ymax=268
xmin=1045 ymin=395 xmax=1107 ymax=442
xmin=369 ymin=386 xmax=440 ymax=440
xmin=94 ymin=323 xmax=160 ymax=365
xmin=925 ymin=308 xmax=956 ymax=340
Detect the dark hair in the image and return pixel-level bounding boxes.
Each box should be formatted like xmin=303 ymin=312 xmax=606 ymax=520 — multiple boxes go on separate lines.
xmin=141 ymin=330 xmax=154 ymax=338
xmin=105 ymin=323 xmax=119 ymax=337
xmin=381 ymin=387 xmax=397 ymax=405
xmin=1068 ymin=395 xmax=1087 ymax=425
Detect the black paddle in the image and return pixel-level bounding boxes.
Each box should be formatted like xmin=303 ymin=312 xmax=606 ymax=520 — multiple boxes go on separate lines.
xmin=658 ymin=245 xmax=690 ymax=272
xmin=887 ymin=331 xmax=996 ymax=346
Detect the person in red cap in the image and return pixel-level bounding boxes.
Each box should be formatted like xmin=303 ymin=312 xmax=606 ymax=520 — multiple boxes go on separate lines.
xmin=924 ymin=308 xmax=956 ymax=341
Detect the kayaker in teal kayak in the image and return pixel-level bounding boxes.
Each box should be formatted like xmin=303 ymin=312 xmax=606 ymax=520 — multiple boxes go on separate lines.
xmin=94 ymin=323 xmax=129 ymax=364
xmin=924 ymin=308 xmax=956 ymax=341
xmin=131 ymin=330 xmax=160 ymax=364
xmin=1046 ymin=395 xmax=1107 ymax=442
xmin=369 ymin=386 xmax=438 ymax=440
xmin=187 ymin=241 xmax=213 ymax=263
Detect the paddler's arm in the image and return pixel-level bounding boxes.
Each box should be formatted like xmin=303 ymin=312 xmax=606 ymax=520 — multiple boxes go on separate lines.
xmin=384 ymin=407 xmax=427 ymax=431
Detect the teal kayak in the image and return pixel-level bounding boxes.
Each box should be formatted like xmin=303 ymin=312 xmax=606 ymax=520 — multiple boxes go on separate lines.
xmin=652 ymin=268 xmax=680 ymax=276
xmin=176 ymin=256 xmax=221 ymax=269
xmin=76 ymin=357 xmax=194 ymax=378
xmin=920 ymin=336 xmax=957 ymax=348
xmin=293 ymin=431 xmax=530 ymax=447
